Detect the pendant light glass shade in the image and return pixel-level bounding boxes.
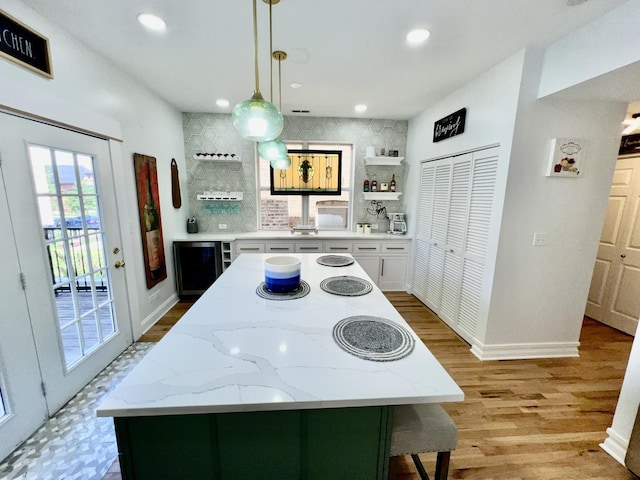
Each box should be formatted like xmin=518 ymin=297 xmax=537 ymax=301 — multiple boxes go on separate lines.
xmin=232 ymin=92 xmax=283 ymax=142
xmin=270 ymin=154 xmax=292 ymax=170
xmin=258 ymin=138 xmax=287 ymax=162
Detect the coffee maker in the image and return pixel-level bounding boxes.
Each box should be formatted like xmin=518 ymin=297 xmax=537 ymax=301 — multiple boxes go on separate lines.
xmin=388 ymin=213 xmax=407 ymax=235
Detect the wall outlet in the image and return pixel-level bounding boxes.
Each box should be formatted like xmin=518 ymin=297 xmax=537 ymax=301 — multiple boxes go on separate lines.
xmin=371 ymin=224 xmax=379 ymax=230
xmin=533 ymin=232 xmax=548 ymax=247
xmin=219 ymin=224 xmax=227 ymax=230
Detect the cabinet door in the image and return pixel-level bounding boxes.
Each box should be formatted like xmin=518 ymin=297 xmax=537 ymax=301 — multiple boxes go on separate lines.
xmin=413 ymin=163 xmax=436 ymax=302
xmin=378 ymin=256 xmax=408 ymax=291
xmin=267 ymin=243 xmax=294 ymax=253
xmin=295 ymin=242 xmax=323 ymax=253
xmin=353 ymin=256 xmax=380 ymax=284
xmin=324 ymin=241 xmax=353 ymax=253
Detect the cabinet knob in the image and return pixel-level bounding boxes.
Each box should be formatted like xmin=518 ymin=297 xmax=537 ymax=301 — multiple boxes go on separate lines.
xmin=621 ymin=254 xmax=626 ymax=259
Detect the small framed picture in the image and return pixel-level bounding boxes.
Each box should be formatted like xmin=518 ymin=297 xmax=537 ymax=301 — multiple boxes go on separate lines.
xmin=380 ymin=182 xmax=389 ymax=191
xmin=545 ymin=138 xmax=585 ymax=177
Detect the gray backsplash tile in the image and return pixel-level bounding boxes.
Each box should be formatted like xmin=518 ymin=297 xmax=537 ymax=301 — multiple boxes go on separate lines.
xmin=183 ymin=113 xmax=408 ymax=233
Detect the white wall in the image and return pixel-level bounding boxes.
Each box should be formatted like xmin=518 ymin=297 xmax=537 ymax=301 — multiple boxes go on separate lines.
xmin=485 ymin=49 xmax=627 ymax=350
xmin=406 ymin=45 xmax=627 ymax=358
xmin=538 ymin=0 xmax=640 ymax=98
xmin=0 ymin=0 xmax=187 ymax=338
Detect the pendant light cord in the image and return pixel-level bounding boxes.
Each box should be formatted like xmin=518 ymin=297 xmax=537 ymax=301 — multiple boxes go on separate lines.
xmin=269 ymin=2 xmax=274 ymax=103
xmin=252 ymin=0 xmax=260 ymax=95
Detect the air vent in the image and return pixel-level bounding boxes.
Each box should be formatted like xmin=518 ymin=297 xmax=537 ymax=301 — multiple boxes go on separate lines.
xmin=291 ymin=109 xmax=310 ymax=114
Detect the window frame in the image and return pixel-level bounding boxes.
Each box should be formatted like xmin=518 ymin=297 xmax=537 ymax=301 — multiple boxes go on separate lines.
xmin=257 ymin=141 xmax=354 ymax=231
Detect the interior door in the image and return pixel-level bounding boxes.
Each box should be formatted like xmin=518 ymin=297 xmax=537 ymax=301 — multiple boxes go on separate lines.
xmin=586 ymin=155 xmax=640 ymax=335
xmin=0 ymin=170 xmax=48 ymax=462
xmin=0 ymin=112 xmax=133 ymax=415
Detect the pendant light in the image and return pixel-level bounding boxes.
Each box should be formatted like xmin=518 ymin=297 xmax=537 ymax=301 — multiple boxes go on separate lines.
xmin=257 ymin=0 xmax=290 ymax=168
xmin=232 ymin=0 xmax=283 ymax=142
xmin=267 ymin=50 xmax=291 ymax=170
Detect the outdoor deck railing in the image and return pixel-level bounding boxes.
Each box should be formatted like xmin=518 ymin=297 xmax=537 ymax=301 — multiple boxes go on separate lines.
xmin=43 ymin=227 xmax=108 ymax=293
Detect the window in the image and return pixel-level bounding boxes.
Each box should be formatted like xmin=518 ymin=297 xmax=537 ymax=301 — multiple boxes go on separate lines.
xmin=259 ymin=143 xmax=353 ymax=230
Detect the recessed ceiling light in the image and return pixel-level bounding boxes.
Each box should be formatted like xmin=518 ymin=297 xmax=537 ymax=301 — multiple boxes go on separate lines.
xmin=406 ymin=28 xmax=431 ymax=45
xmin=216 ymin=99 xmax=230 ymax=108
xmin=355 ymin=104 xmax=367 ymax=113
xmin=137 ymin=13 xmax=167 ymax=31
xmin=290 ymin=82 xmax=303 ymax=89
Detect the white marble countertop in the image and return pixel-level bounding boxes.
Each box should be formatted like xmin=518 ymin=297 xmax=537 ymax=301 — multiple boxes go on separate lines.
xmin=173 ymin=231 xmax=412 ymax=242
xmin=97 ymin=253 xmax=462 ymax=417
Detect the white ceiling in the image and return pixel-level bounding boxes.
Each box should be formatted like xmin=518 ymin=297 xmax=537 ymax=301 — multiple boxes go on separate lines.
xmin=18 ymin=0 xmax=635 ymax=120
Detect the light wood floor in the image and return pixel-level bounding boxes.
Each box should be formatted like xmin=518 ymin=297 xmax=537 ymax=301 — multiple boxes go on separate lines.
xmin=129 ymin=292 xmax=636 ymax=480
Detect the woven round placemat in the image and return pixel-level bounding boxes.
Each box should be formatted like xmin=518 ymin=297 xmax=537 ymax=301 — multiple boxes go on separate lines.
xmin=320 ymin=276 xmax=372 ymax=296
xmin=316 ymin=255 xmax=355 ymax=267
xmin=332 ymin=315 xmax=415 ymax=361
xmin=256 ymin=280 xmax=310 ymax=300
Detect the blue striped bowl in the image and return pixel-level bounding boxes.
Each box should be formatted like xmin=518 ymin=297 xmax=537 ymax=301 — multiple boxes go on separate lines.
xmin=264 ymin=256 xmax=301 ymax=293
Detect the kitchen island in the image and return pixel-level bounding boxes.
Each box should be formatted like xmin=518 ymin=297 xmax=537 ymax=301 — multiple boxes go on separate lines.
xmin=98 ymin=253 xmax=463 ymax=479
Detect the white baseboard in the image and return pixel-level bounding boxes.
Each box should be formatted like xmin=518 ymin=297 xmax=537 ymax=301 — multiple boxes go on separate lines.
xmin=137 ymin=293 xmax=179 ymax=340
xmin=600 ymin=426 xmax=629 ymax=466
xmin=470 ymin=340 xmax=580 ymax=361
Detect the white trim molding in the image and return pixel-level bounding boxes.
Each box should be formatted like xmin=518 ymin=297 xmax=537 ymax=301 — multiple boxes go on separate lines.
xmin=471 ymin=340 xmax=580 ymax=361
xmin=600 ymin=426 xmax=629 ymax=466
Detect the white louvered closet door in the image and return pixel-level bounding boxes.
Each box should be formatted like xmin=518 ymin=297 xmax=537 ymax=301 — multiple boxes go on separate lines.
xmin=440 ymin=154 xmax=472 ymax=326
xmin=412 ymin=147 xmax=499 ymax=344
xmin=413 ymin=163 xmax=436 ymax=305
xmin=424 ymin=160 xmax=452 ymax=311
xmin=458 ymin=149 xmax=499 ymax=338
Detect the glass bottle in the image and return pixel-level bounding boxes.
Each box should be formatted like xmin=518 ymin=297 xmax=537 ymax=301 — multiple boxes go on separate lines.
xmin=144 ymin=165 xmax=162 ymax=279
xmin=390 ymin=174 xmax=396 ymax=192
xmin=363 ymin=176 xmax=370 ymax=192
xmin=371 ymin=174 xmax=378 ymax=192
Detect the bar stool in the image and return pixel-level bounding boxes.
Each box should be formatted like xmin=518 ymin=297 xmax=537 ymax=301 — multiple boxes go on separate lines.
xmin=390 ymin=403 xmax=458 ymax=480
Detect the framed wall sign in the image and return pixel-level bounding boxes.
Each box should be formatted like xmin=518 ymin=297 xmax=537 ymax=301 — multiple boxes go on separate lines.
xmin=619 ymin=134 xmax=640 ymax=156
xmin=0 ymin=9 xmax=53 ymax=78
xmin=545 ymin=138 xmax=585 ymax=178
xmin=134 ymin=153 xmax=167 ymax=288
xmin=433 ymin=108 xmax=466 ymax=142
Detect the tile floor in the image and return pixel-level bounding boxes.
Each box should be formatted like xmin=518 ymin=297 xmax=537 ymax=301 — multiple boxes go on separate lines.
xmin=0 ymin=343 xmax=154 ymax=480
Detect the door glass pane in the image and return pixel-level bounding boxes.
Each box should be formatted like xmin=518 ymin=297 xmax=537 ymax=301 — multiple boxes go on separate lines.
xmin=29 ymin=145 xmax=118 ymax=370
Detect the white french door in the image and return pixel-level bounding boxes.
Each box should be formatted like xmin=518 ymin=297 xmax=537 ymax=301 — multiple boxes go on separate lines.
xmin=0 ymin=112 xmax=133 ymax=459
xmin=0 ymin=172 xmax=48 ymax=462
xmin=586 ymin=155 xmax=640 ymax=335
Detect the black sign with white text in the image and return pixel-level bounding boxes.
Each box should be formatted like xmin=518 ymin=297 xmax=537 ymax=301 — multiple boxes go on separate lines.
xmin=433 ymin=108 xmax=466 ymax=143
xmin=619 ymin=134 xmax=640 ymax=156
xmin=0 ymin=9 xmax=52 ymax=78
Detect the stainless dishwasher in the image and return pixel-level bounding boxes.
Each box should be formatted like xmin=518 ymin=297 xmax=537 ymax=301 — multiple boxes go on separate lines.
xmin=173 ymin=241 xmax=223 ymax=297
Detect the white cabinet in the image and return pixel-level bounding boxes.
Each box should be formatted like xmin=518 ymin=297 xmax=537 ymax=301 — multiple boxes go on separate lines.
xmin=234 ymin=241 xmax=265 ymax=259
xmin=413 ymin=147 xmax=498 ymax=342
xmin=232 ymin=238 xmax=410 ymax=290
xmin=353 ymin=241 xmax=410 ymax=291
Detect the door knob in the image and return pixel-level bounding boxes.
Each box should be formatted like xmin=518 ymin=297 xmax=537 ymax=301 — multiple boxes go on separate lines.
xmin=114 ymin=260 xmax=126 ymax=269
xmin=113 ymin=247 xmax=120 ymax=254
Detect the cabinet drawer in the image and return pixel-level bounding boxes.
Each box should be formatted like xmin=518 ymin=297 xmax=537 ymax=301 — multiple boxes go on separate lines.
xmin=353 ymin=243 xmax=381 ymax=253
xmin=324 ymin=242 xmax=353 ymax=253
xmin=235 ymin=242 xmax=265 ymax=254
xmin=267 ymin=243 xmax=294 ymax=253
xmin=295 ymin=242 xmax=323 ymax=253
xmin=381 ymin=242 xmax=410 ymax=254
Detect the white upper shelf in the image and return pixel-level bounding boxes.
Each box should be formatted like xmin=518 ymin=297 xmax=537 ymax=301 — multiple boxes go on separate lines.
xmin=364 ymin=156 xmax=404 ymax=166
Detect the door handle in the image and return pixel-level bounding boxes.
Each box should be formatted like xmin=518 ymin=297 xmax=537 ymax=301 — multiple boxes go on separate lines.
xmin=114 ymin=260 xmax=126 ymax=269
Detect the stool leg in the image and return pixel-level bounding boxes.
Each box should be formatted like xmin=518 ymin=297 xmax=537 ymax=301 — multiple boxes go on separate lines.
xmin=434 ymin=451 xmax=451 ymax=480
xmin=410 ymin=454 xmax=430 ymax=480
